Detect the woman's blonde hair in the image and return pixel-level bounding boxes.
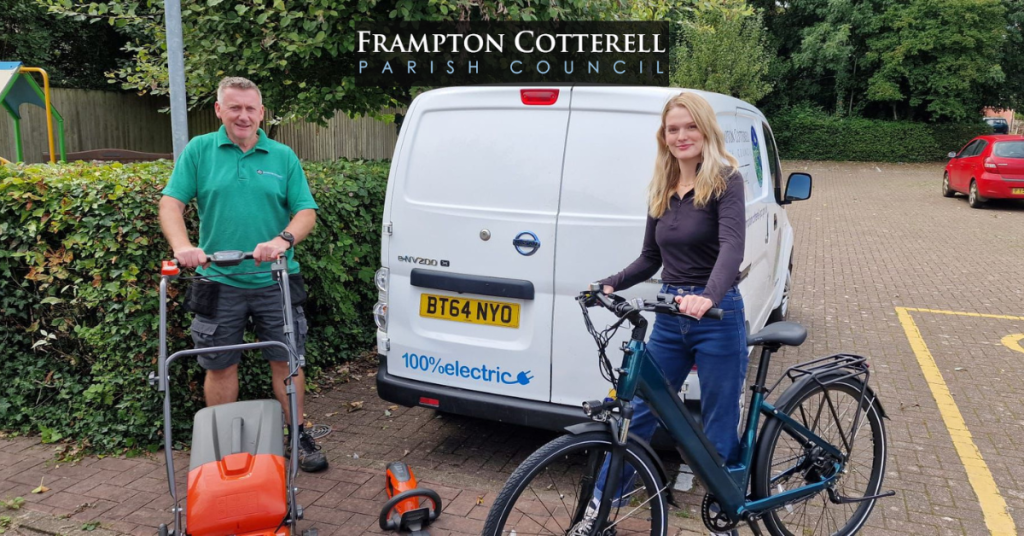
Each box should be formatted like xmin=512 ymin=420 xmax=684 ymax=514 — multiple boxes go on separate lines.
xmin=648 ymin=92 xmax=739 ymax=217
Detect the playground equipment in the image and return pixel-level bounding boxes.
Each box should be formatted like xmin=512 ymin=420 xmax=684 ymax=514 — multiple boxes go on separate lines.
xmin=0 ymin=62 xmax=66 ymax=163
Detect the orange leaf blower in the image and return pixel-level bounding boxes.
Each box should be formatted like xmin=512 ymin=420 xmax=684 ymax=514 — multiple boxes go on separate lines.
xmin=379 ymin=462 xmax=441 ymax=536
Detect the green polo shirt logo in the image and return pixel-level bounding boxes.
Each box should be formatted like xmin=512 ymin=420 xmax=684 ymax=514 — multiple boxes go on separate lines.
xmin=161 ymin=126 xmax=319 ymax=288
xmin=258 ymin=169 xmax=284 ymax=179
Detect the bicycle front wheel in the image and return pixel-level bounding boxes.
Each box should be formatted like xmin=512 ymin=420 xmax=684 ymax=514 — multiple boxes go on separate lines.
xmin=753 ymin=379 xmax=887 ymax=536
xmin=482 ymin=431 xmax=667 ymax=536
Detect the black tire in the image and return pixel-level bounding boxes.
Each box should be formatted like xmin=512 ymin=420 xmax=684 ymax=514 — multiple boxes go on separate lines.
xmin=768 ymin=260 xmax=793 ymax=324
xmin=753 ymin=380 xmax=887 ymax=536
xmin=482 ymin=432 xmax=667 ymax=536
xmin=969 ymin=180 xmax=984 ymax=208
xmin=941 ymin=172 xmax=955 ymax=198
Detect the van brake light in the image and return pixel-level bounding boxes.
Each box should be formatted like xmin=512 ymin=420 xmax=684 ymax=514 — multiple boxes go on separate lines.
xmin=521 ymin=89 xmax=559 ymax=106
xmin=984 ymin=158 xmax=999 ymax=173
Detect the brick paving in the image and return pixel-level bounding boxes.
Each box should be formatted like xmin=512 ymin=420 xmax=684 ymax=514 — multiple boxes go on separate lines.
xmin=2 ymin=160 xmax=1024 ymax=535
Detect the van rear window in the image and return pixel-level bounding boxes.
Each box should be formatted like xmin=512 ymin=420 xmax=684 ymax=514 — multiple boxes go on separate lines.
xmin=994 ymin=141 xmax=1024 ymax=159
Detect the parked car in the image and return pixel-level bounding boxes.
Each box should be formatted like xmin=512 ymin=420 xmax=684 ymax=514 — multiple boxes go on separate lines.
xmin=373 ymin=86 xmax=811 ymax=431
xmin=984 ymin=117 xmax=1010 ymax=134
xmin=944 ymin=135 xmax=1024 ymax=208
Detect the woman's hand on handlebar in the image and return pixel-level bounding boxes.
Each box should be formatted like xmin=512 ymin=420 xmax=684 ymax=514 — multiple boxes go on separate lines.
xmin=675 ymin=294 xmax=714 ymax=320
xmin=174 ymin=247 xmax=208 ymax=269
xmin=602 ymin=285 xmax=614 ymax=295
xmin=253 ymin=238 xmax=289 ymax=266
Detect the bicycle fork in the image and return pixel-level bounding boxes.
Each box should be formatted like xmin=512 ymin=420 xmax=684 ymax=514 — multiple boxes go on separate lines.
xmin=590 ymin=403 xmax=634 ymax=535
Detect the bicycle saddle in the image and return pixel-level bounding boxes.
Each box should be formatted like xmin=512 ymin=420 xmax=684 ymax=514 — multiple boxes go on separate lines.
xmin=747 ymin=321 xmax=807 ymax=347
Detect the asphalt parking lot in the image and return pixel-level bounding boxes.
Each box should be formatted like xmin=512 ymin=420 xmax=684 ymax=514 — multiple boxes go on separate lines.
xmin=3 ymin=160 xmax=1024 ymax=535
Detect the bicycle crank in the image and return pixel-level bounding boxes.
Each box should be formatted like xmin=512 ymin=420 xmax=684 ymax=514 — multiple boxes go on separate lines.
xmin=701 ymin=493 xmax=739 ymax=533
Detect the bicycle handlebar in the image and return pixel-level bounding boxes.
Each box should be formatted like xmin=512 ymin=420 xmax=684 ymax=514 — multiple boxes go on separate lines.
xmin=581 ymin=286 xmax=724 ymax=321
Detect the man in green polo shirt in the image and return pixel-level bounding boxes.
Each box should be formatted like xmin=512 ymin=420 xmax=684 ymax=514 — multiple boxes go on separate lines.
xmin=158 ymin=76 xmax=327 ymax=472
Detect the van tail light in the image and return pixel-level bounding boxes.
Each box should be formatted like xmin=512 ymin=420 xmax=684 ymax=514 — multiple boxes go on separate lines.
xmin=374 ymin=267 xmax=389 ymax=332
xmin=984 ymin=158 xmax=999 ymax=173
xmin=521 ymin=89 xmax=559 ymax=106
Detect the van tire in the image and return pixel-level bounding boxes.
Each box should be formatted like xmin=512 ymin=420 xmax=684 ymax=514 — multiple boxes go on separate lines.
xmin=969 ymin=180 xmax=984 ymax=209
xmin=767 ymin=261 xmax=792 ymax=324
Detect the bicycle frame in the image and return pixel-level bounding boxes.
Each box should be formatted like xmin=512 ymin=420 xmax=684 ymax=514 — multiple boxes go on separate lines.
xmin=608 ymin=316 xmax=853 ymax=523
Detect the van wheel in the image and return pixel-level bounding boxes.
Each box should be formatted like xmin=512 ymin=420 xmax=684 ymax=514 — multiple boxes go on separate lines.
xmin=969 ymin=180 xmax=984 ymax=209
xmin=768 ymin=262 xmax=792 ymax=324
xmin=942 ymin=172 xmax=955 ymax=197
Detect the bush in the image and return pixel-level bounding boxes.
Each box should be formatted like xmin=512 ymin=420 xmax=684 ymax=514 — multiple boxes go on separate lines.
xmin=771 ymin=106 xmax=991 ymax=162
xmin=0 ymin=159 xmax=388 ymax=452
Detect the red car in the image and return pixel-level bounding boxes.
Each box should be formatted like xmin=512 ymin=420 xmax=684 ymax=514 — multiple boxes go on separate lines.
xmin=944 ymin=134 xmax=1024 ymax=208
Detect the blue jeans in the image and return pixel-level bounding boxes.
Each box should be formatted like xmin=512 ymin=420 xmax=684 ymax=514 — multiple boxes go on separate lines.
xmin=595 ymin=285 xmax=748 ymax=499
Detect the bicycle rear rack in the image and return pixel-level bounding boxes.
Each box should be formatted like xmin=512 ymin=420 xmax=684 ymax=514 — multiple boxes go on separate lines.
xmin=767 ymin=353 xmax=870 ymax=397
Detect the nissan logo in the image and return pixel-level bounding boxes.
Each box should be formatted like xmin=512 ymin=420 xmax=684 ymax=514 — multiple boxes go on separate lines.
xmin=513 ymin=231 xmax=541 ymax=256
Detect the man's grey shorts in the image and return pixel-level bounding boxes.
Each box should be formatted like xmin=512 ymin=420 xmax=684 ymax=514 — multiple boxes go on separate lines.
xmin=189 ymin=281 xmax=308 ymax=370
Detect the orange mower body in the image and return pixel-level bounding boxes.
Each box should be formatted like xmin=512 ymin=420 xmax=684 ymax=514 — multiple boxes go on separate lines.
xmin=184 ymin=400 xmax=291 ymax=536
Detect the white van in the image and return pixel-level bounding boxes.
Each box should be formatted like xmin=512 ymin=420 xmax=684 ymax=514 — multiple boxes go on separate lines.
xmin=373 ymin=85 xmax=811 ymax=430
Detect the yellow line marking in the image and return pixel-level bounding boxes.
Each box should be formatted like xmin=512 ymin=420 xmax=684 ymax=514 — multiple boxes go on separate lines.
xmin=901 ymin=307 xmax=1024 ymax=321
xmin=895 ymin=307 xmax=1016 ymax=535
xmin=1001 ymin=334 xmax=1024 ymax=355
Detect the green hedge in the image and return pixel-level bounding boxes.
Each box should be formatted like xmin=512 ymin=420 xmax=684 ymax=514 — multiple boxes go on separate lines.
xmin=772 ymin=107 xmax=991 ymax=162
xmin=0 ymin=159 xmax=388 ymax=452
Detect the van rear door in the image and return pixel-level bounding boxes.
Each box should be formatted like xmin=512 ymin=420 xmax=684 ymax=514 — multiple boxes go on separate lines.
xmin=384 ymin=87 xmax=569 ymax=403
xmin=551 ymin=87 xmax=680 ymax=407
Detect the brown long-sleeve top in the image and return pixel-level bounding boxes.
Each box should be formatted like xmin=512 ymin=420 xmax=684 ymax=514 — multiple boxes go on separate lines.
xmin=599 ymin=169 xmax=746 ymax=306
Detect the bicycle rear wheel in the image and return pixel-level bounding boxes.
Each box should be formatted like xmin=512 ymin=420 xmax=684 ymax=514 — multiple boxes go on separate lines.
xmin=482 ymin=431 xmax=667 ymax=536
xmin=753 ymin=379 xmax=887 ymax=536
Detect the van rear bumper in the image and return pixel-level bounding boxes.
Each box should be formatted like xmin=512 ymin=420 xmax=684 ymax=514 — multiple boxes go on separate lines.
xmin=375 ymin=355 xmax=587 ymax=431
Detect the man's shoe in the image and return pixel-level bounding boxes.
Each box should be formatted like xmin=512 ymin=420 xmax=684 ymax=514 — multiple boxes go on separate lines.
xmin=297 ymin=430 xmax=328 ymax=472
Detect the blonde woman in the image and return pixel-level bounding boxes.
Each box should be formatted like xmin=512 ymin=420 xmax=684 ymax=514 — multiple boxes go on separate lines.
xmin=601 ymin=91 xmax=746 ymax=462
xmin=573 ymin=93 xmax=748 ymax=535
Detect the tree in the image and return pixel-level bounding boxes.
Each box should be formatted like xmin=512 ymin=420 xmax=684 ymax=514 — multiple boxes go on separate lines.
xmin=990 ymin=0 xmax=1024 ymax=112
xmin=0 ymin=0 xmax=128 ymax=89
xmin=864 ymin=0 xmax=1006 ymax=121
xmin=753 ymin=0 xmax=1011 ymax=122
xmin=38 ymin=0 xmax=624 ymax=125
xmin=670 ymin=1 xmax=774 ymax=103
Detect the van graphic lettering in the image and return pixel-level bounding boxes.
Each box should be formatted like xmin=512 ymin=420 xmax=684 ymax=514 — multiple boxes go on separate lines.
xmin=401 ymin=352 xmax=534 ymax=385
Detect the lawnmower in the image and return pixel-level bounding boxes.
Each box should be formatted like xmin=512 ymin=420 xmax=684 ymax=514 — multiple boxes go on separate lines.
xmin=150 ymin=251 xmax=315 ymax=536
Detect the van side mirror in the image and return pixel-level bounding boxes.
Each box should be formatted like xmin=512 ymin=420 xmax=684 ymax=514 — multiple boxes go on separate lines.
xmin=782 ymin=172 xmax=812 ymax=204
xmin=948 ymin=151 xmax=957 ymax=159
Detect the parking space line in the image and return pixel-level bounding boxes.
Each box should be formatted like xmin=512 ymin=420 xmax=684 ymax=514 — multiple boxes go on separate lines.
xmin=895 ymin=307 xmax=1016 ymax=535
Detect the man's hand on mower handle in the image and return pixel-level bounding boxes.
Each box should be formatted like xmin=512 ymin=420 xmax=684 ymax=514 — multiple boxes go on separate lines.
xmin=253 ymin=237 xmax=290 ymax=266
xmin=174 ymin=247 xmax=208 ymax=269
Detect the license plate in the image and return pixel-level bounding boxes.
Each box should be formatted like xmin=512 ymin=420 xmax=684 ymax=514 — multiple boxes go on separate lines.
xmin=419 ymin=294 xmax=520 ymax=328
xmin=1013 ymin=188 xmax=1024 ymax=195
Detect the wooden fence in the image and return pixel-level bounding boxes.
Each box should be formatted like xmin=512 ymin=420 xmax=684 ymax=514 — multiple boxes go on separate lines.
xmin=0 ymin=88 xmax=401 ymax=163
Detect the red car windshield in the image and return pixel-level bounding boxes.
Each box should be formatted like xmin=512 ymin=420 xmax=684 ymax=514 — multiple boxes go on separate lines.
xmin=993 ymin=141 xmax=1024 ymax=159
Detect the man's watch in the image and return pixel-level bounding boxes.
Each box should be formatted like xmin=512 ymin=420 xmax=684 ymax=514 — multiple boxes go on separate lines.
xmin=278 ymin=231 xmax=295 ymax=249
